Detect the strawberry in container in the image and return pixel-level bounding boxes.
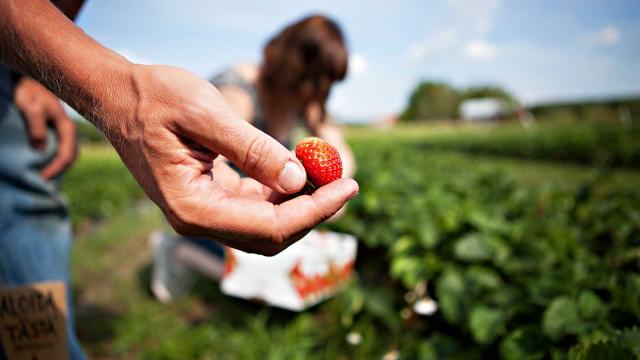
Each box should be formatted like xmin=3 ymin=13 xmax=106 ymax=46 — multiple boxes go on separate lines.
xmin=221 ymin=230 xmax=357 ymax=311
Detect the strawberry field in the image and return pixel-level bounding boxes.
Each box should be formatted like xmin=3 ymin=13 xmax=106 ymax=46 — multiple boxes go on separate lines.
xmin=333 ymin=130 xmax=640 ymax=358
xmin=64 ymin=122 xmax=640 ymax=359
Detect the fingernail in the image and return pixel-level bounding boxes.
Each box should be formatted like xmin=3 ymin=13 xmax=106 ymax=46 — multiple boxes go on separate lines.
xmin=278 ymin=161 xmax=305 ymax=192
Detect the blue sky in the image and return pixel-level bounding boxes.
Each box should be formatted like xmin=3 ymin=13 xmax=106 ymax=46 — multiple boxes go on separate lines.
xmin=76 ymin=0 xmax=640 ymax=122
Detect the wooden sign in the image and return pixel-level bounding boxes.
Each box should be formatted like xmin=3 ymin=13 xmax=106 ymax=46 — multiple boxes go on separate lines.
xmin=0 ymin=281 xmax=68 ymax=360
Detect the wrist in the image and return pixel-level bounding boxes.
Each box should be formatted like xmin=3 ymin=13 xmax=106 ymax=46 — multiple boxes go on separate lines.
xmin=63 ymin=53 xmax=139 ymax=141
xmin=86 ymin=57 xmax=139 ymax=135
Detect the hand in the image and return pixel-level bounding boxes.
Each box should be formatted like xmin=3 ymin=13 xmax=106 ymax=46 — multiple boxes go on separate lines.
xmin=209 ymin=158 xmax=348 ymax=254
xmin=13 ymin=76 xmax=78 ymax=179
xmin=105 ymin=65 xmax=358 ymax=256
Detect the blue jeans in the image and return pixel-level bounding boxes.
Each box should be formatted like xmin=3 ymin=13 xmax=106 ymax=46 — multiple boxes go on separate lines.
xmin=183 ymin=237 xmax=226 ymax=259
xmin=0 ymin=67 xmax=85 ymax=359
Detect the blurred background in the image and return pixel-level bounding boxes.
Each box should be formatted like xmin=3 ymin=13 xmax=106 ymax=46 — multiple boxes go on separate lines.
xmin=65 ymin=0 xmax=639 ymax=358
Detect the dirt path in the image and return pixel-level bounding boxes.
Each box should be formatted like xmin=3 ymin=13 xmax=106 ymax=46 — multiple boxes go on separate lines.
xmin=72 ymin=202 xmax=164 ymax=359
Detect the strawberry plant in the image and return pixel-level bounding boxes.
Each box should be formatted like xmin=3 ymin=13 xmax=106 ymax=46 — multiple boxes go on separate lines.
xmin=329 ymin=136 xmax=640 ymax=358
xmin=347 ymin=121 xmax=640 ymax=168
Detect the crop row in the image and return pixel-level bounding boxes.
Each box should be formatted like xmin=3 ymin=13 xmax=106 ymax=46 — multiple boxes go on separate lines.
xmin=348 ymin=122 xmax=640 ymax=168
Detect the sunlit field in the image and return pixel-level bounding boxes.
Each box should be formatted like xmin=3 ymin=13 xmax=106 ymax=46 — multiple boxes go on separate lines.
xmin=64 ymin=119 xmax=640 ymax=359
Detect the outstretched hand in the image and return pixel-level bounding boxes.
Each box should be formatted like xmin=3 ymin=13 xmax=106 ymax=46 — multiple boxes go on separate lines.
xmin=106 ymin=65 xmax=358 ymax=256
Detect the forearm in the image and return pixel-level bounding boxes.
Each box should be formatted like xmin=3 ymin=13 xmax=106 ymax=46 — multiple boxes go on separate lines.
xmin=9 ymin=0 xmax=85 ymax=82
xmin=314 ymin=123 xmax=356 ymax=178
xmin=0 ymin=0 xmax=136 ymax=136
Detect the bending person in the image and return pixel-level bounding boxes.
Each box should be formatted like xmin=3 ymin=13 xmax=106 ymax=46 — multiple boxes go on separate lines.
xmin=151 ymin=15 xmax=357 ymax=302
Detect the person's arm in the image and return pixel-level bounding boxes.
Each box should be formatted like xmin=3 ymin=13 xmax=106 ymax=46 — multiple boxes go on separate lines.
xmin=313 ymin=121 xmax=356 ymax=179
xmin=304 ymin=104 xmax=356 ymax=222
xmin=9 ymin=0 xmax=84 ymax=179
xmin=305 ymin=104 xmax=356 ymax=179
xmin=0 ymin=0 xmax=132 ymax=128
xmin=0 ymin=0 xmax=358 ymax=256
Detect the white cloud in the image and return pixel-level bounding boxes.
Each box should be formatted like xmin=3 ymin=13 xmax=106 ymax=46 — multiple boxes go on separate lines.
xmin=463 ymin=40 xmax=498 ymax=61
xmin=408 ymin=28 xmax=458 ymax=62
xmin=349 ymin=53 xmax=368 ymax=76
xmin=408 ymin=0 xmax=501 ymax=64
xmin=582 ymin=26 xmax=620 ymax=46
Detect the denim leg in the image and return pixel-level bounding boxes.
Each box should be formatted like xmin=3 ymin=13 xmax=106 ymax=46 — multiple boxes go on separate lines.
xmin=182 ymin=236 xmax=226 ymax=259
xmin=0 ymin=67 xmax=85 ymax=360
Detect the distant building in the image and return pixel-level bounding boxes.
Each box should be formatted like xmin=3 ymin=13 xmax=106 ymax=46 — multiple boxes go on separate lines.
xmin=459 ymin=97 xmax=512 ymax=121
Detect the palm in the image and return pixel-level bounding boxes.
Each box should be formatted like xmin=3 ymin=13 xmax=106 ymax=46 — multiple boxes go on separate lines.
xmin=112 ymin=65 xmax=357 ymax=256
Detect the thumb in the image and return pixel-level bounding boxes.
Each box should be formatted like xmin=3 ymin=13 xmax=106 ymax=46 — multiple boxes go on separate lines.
xmin=221 ymin=120 xmax=307 ymax=194
xmin=178 ymin=93 xmax=307 ymax=194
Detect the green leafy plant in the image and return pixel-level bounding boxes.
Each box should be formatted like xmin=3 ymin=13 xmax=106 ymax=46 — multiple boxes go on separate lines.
xmin=330 ymin=134 xmax=640 ymax=358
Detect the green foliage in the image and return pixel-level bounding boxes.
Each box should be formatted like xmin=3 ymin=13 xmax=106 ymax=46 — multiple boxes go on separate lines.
xmin=568 ymin=327 xmax=640 ymax=360
xmin=460 ymin=86 xmax=517 ymax=105
xmin=569 ymin=341 xmax=635 ymax=360
xmin=469 ymin=305 xmax=507 ymax=344
xmin=578 ymin=290 xmax=606 ymax=321
xmin=402 ymin=81 xmax=460 ymax=121
xmin=401 ymin=82 xmax=519 ymax=121
xmin=328 ymin=134 xmax=640 ymax=358
xmin=543 ymin=296 xmax=587 ymax=340
xmin=499 ymin=326 xmax=547 ymax=360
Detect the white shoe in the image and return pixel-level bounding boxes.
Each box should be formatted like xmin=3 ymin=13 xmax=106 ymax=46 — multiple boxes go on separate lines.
xmin=149 ymin=231 xmax=195 ymax=303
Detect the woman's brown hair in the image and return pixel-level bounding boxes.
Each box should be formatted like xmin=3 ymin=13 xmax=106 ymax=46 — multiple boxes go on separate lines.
xmin=260 ymin=15 xmax=348 ymax=116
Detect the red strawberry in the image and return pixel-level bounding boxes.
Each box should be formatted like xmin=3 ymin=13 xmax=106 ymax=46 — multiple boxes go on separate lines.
xmin=295 ymin=137 xmax=343 ymax=187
